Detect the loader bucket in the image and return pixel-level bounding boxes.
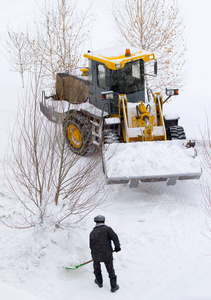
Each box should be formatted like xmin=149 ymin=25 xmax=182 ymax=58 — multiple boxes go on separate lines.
xmin=102 ymin=140 xmax=202 ymax=187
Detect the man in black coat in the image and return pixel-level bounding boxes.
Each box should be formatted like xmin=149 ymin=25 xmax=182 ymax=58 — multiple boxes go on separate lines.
xmin=89 ymin=215 xmax=121 ymax=293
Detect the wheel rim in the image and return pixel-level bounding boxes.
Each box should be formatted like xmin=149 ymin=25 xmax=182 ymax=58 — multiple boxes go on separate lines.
xmin=67 ymin=124 xmax=82 ymax=148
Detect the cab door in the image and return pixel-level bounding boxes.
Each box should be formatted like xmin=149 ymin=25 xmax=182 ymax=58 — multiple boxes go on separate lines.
xmin=88 ymin=59 xmax=96 ymax=106
xmin=88 ymin=60 xmax=111 ymax=113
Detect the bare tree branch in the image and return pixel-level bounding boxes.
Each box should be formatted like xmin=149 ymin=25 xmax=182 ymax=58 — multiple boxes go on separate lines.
xmin=5 ymin=0 xmax=94 ymax=89
xmin=113 ymin=0 xmax=186 ymax=92
xmin=200 ymin=116 xmax=211 ymax=233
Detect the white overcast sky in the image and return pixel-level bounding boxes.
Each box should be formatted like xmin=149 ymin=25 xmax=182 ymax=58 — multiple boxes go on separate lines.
xmin=0 ymin=0 xmax=211 ymax=95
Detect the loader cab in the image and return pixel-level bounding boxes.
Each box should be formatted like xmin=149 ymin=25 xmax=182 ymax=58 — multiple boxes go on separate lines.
xmin=88 ymin=58 xmax=145 ymax=115
xmin=84 ymin=47 xmax=155 ymax=115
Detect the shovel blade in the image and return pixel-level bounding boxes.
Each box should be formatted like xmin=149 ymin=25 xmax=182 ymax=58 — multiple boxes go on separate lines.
xmin=63 ymin=266 xmax=76 ymax=270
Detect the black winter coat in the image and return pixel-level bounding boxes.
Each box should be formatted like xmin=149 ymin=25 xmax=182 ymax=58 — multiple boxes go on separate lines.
xmin=89 ymin=224 xmax=120 ymax=262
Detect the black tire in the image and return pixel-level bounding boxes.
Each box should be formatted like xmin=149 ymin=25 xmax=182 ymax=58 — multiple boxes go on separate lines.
xmin=63 ymin=111 xmax=92 ymax=155
xmin=167 ymin=126 xmax=186 ymax=140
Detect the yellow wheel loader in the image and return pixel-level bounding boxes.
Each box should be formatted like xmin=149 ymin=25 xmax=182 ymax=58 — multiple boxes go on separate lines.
xmin=40 ymin=46 xmax=202 ymax=187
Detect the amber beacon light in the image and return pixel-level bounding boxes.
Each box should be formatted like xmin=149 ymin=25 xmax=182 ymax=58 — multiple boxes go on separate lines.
xmin=125 ymin=49 xmax=131 ymax=56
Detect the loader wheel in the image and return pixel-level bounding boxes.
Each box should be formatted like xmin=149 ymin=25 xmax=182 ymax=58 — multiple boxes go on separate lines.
xmin=63 ymin=111 xmax=92 ymax=155
xmin=167 ymin=126 xmax=186 ymax=140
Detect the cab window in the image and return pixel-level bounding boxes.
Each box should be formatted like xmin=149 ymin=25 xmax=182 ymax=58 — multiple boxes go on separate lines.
xmin=97 ymin=64 xmax=106 ymax=89
xmin=88 ymin=59 xmax=93 ymax=83
xmin=111 ymin=60 xmax=144 ymax=94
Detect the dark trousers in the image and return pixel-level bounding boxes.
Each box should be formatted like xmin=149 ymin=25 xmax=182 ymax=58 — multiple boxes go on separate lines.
xmin=93 ymin=260 xmax=116 ymax=279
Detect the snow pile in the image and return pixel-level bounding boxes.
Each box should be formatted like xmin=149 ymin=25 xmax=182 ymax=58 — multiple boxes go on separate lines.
xmin=103 ymin=141 xmax=201 ymax=179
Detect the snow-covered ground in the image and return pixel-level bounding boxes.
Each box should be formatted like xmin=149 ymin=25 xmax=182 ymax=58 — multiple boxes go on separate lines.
xmin=0 ymin=133 xmax=211 ymax=300
xmin=0 ymin=1 xmax=211 ymax=299
xmin=0 ymin=71 xmax=211 ymax=300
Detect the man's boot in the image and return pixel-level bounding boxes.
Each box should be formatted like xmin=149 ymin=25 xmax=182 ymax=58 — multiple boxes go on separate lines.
xmin=110 ymin=276 xmax=119 ymax=293
xmin=95 ymin=274 xmax=103 ymax=288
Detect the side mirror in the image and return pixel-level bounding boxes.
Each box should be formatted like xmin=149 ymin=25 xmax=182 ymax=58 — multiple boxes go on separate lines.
xmin=144 ymin=60 xmax=157 ymax=77
xmin=80 ymin=68 xmax=89 ymax=77
xmin=154 ymin=61 xmax=158 ymax=76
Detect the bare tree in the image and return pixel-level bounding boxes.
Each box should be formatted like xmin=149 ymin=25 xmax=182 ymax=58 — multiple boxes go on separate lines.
xmin=201 ymin=120 xmax=211 ymax=226
xmin=29 ymin=0 xmax=93 ymax=84
xmin=6 ymin=0 xmax=94 ymax=89
xmin=4 ymin=79 xmax=106 ymax=229
xmin=113 ymin=0 xmax=186 ymax=92
xmin=3 ymin=0 xmax=107 ymax=229
xmin=4 ymin=31 xmax=30 ymax=88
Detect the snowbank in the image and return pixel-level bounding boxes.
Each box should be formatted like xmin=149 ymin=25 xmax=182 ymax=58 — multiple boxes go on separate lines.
xmin=0 ymin=282 xmax=45 ymax=300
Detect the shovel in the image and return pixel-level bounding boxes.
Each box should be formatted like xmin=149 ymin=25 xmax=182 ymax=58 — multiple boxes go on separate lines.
xmin=64 ymin=250 xmax=116 ymax=270
xmin=63 ymin=258 xmax=93 ymax=270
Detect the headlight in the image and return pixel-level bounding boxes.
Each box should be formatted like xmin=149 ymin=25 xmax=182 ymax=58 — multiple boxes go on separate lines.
xmin=148 ymin=54 xmax=154 ymax=60
xmin=115 ymin=63 xmax=121 ymax=69
xmin=166 ymin=88 xmax=179 ymax=96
